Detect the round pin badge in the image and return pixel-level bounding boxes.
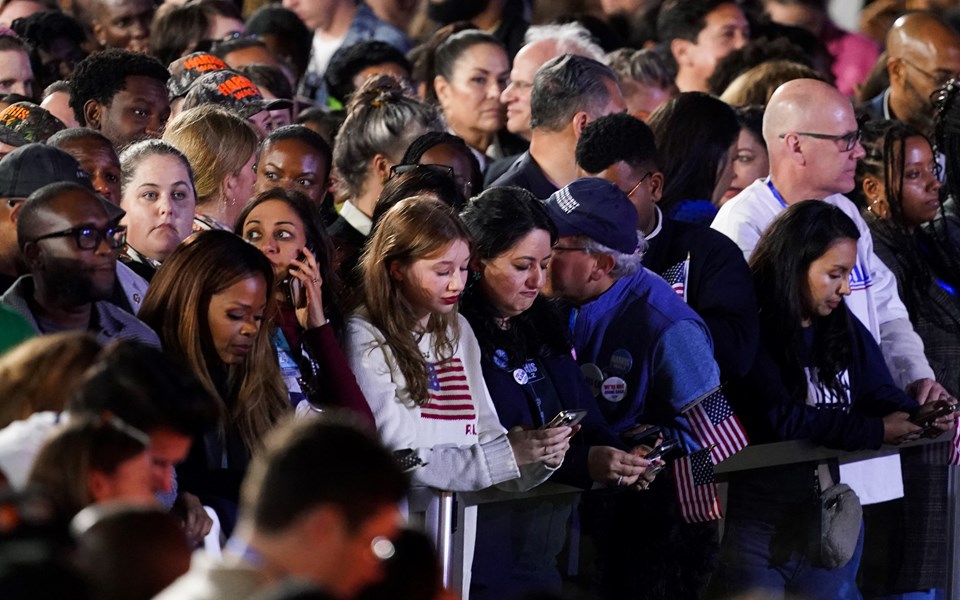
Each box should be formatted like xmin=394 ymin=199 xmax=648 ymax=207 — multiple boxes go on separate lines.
xmin=581 ymin=363 xmax=604 ymax=397
xmin=608 ymin=349 xmax=633 ymax=376
xmin=513 ymin=368 xmax=529 ymax=385
xmin=492 ymin=349 xmax=509 ymax=369
xmin=601 ymin=376 xmax=627 ymax=403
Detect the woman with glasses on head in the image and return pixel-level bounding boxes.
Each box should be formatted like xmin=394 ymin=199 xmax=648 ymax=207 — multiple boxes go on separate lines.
xmin=400 ymin=131 xmax=483 ymax=201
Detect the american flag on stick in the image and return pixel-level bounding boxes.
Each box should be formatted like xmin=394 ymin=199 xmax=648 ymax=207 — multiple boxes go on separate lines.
xmin=660 ymin=253 xmax=690 ymax=302
xmin=674 ymin=446 xmax=722 ymax=523
xmin=948 ymin=426 xmax=960 ymax=466
xmin=682 ymin=386 xmax=749 ymax=464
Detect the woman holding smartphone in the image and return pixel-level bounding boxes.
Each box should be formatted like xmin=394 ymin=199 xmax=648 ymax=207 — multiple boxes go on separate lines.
xmin=345 ymin=195 xmax=572 ymax=588
xmin=237 ymin=188 xmax=372 ymax=425
xmin=710 ymin=201 xmax=954 ymax=599
xmin=459 ymin=187 xmax=657 ymax=600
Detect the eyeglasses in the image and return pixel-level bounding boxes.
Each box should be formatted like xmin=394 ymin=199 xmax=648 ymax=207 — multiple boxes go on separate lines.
xmin=626 ymin=172 xmax=653 ymax=197
xmin=552 ymin=246 xmax=594 ymax=253
xmin=899 ymin=57 xmax=958 ymax=88
xmin=389 ymin=163 xmax=473 ymax=198
xmin=779 ymin=129 xmax=861 ymax=152
xmin=30 ymin=224 xmax=127 ymax=250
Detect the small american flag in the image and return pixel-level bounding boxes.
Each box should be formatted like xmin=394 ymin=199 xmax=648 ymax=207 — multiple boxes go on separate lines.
xmin=674 ymin=446 xmax=722 ymax=523
xmin=660 ymin=253 xmax=690 ymax=302
xmin=949 ymin=426 xmax=960 ymax=466
xmin=684 ymin=386 xmax=749 ymax=464
xmin=421 ymin=358 xmax=476 ymax=421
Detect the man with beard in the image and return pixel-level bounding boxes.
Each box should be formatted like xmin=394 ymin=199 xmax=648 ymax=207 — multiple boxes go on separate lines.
xmin=282 ymin=0 xmax=410 ymax=106
xmin=69 ymin=50 xmax=170 ymax=150
xmin=1 ymin=180 xmax=159 ymax=346
xmin=859 ymin=12 xmax=960 ymax=139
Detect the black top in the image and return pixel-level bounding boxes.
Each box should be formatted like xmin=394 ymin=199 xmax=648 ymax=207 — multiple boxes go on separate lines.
xmin=643 ymin=215 xmax=759 ymax=380
xmin=488 ymin=151 xmax=558 ymax=199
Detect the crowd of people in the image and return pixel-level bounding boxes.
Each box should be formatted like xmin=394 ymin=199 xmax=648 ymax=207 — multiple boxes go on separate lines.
xmin=2 ymin=0 xmax=960 ymax=599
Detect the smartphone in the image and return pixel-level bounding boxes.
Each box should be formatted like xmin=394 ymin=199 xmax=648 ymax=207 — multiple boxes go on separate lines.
xmin=643 ymin=438 xmax=680 ymax=463
xmin=286 ymin=251 xmax=308 ymax=308
xmin=620 ymin=424 xmax=662 ymax=447
xmin=911 ymin=400 xmax=960 ymax=438
xmin=912 ymin=400 xmax=960 ymax=426
xmin=541 ymin=409 xmax=588 ymax=429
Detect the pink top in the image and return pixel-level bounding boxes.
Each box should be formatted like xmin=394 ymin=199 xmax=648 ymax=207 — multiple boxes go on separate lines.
xmin=823 ymin=20 xmax=881 ymax=98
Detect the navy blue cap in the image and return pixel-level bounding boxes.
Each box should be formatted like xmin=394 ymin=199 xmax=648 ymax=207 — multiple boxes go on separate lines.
xmin=545 ymin=177 xmax=639 ymax=254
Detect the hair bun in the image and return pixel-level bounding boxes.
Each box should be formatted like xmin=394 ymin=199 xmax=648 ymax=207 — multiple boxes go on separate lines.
xmin=347 ymin=74 xmax=405 ymax=114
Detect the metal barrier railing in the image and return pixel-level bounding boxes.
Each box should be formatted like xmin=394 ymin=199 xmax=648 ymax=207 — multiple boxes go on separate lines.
xmin=408 ymin=436 xmax=958 ymax=600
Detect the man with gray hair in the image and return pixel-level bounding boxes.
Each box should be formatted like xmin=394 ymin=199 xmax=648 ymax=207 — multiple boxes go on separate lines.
xmin=501 ymin=23 xmax=604 ymax=142
xmin=544 ymin=177 xmax=721 ymax=447
xmin=489 ymin=55 xmax=625 ymax=197
xmin=544 ymin=177 xmax=728 ymax=597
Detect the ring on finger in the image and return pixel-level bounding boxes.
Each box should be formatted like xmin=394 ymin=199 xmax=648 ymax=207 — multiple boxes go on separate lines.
xmin=616 ymin=474 xmax=623 ymax=486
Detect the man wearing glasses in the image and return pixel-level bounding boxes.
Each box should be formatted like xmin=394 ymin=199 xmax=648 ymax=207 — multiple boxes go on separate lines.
xmin=712 ymin=77 xmax=950 ymax=509
xmin=576 ymin=112 xmax=759 ymax=383
xmin=0 ymin=180 xmax=159 ymax=346
xmin=860 ymin=12 xmax=960 ymax=139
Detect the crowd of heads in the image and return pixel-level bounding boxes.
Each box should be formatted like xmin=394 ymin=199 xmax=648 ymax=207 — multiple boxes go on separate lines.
xmin=1 ymin=0 xmax=960 ymax=598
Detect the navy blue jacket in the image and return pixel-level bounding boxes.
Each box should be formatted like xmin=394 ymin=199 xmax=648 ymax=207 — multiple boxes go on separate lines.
xmin=644 ymin=216 xmax=759 ymax=380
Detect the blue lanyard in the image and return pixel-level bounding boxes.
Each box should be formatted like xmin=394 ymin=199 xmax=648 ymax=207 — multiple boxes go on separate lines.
xmin=766 ymin=179 xmax=788 ymax=208
xmin=936 ymin=278 xmax=958 ymax=296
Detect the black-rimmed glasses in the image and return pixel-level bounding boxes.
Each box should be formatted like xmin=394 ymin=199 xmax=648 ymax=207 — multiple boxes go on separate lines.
xmin=30 ymin=224 xmax=127 ymax=250
xmin=779 ymin=130 xmax=861 ymax=152
xmin=389 ymin=163 xmax=473 ymax=198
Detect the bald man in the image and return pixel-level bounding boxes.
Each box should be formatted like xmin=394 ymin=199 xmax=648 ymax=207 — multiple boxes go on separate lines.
xmin=860 ymin=13 xmax=960 ymax=137
xmin=712 ymin=77 xmax=950 ymax=513
xmin=713 ymin=78 xmax=942 ymax=399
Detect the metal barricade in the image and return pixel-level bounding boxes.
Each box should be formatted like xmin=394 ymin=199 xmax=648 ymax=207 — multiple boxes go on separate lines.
xmin=407 ymin=436 xmax=960 ymax=600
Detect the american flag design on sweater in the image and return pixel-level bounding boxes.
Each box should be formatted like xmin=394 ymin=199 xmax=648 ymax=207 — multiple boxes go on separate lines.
xmin=421 ymin=357 xmax=476 ymax=421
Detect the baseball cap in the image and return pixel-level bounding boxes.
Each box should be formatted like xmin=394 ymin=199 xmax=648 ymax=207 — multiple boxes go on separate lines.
xmin=167 ymin=52 xmax=229 ymax=99
xmin=0 ymin=144 xmax=124 ymax=219
xmin=0 ymin=102 xmax=65 ymax=146
xmin=181 ymin=70 xmax=292 ymax=119
xmin=545 ymin=178 xmax=639 ymax=255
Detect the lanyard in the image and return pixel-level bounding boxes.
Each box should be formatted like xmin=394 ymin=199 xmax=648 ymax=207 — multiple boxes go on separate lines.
xmin=766 ymin=179 xmax=788 ymax=208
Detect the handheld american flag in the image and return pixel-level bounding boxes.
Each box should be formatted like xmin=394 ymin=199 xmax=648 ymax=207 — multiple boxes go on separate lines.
xmin=682 ymin=386 xmax=749 ymax=464
xmin=949 ymin=425 xmax=960 ymax=466
xmin=660 ymin=253 xmax=690 ymax=303
xmin=673 ymin=446 xmax=722 ymax=523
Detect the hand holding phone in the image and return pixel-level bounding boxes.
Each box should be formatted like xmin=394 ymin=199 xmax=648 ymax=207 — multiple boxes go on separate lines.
xmin=541 ymin=409 xmax=588 ymax=430
xmin=911 ymin=399 xmax=959 ymax=438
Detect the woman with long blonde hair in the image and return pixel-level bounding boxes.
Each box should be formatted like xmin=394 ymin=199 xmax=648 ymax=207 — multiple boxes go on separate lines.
xmin=163 ymin=105 xmax=258 ymax=232
xmin=139 ymin=229 xmax=289 ymax=534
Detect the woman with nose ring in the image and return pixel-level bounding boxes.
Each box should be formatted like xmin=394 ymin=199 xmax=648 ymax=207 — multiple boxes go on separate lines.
xmin=459 ymin=187 xmax=659 ymax=600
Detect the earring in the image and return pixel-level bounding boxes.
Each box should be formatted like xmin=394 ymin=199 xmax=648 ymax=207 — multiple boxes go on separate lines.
xmin=471 ymin=270 xmax=481 ymax=282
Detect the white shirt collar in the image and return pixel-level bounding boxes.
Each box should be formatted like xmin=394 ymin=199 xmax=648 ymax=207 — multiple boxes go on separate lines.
xmin=340 ymin=200 xmax=372 ymax=236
